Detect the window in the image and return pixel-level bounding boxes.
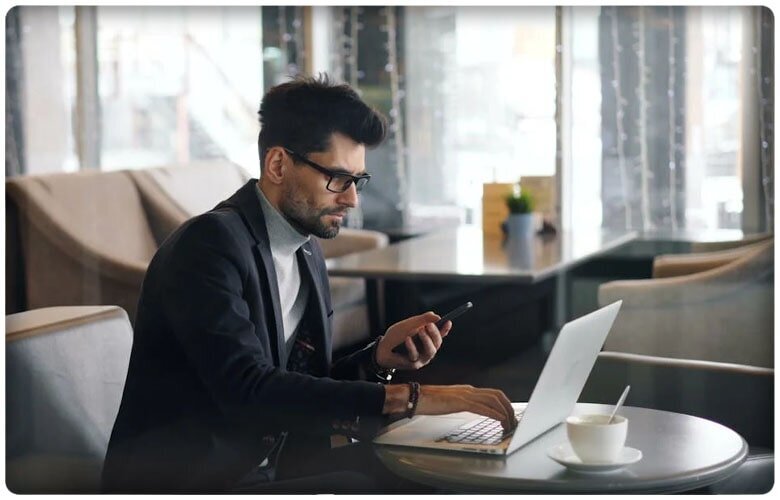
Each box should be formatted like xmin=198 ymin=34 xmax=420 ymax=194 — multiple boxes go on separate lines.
xmin=399 ymin=6 xmax=765 ymax=233
xmin=95 ymin=7 xmax=263 ymax=172
xmin=404 ymin=6 xmax=558 ymax=226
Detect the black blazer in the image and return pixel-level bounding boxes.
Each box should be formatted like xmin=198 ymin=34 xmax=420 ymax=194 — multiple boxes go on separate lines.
xmin=102 ymin=181 xmax=385 ymax=492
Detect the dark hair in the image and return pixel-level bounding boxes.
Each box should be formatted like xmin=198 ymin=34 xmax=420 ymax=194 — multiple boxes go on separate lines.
xmin=257 ymin=74 xmax=387 ymax=170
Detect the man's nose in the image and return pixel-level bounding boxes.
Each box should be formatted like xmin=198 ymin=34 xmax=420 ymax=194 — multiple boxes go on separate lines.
xmin=337 ymin=183 xmax=359 ymax=208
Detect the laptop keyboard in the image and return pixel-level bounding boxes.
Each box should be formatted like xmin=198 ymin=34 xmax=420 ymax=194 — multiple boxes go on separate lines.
xmin=437 ymin=410 xmax=525 ymax=446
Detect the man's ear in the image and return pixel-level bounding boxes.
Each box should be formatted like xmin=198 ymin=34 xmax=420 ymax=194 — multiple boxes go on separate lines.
xmin=263 ymin=147 xmax=286 ymax=185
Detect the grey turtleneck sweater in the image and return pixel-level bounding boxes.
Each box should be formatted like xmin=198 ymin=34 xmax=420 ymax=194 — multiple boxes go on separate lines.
xmin=255 ymin=184 xmax=311 ymax=342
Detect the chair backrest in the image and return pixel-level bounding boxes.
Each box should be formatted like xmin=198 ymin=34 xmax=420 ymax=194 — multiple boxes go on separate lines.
xmin=6 ymin=170 xmax=159 ymax=267
xmin=317 ymin=227 xmax=390 ymax=259
xmin=129 ymin=160 xmax=251 ymax=242
xmin=6 ymin=171 xmax=157 ymax=317
xmin=6 ymin=306 xmax=133 ymax=493
xmin=600 ymin=240 xmax=774 ymax=367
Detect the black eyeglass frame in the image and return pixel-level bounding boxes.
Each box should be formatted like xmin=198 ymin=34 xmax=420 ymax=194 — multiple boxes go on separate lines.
xmin=283 ymin=148 xmax=371 ymax=193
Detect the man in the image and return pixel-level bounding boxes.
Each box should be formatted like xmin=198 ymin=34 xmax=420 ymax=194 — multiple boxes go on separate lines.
xmin=102 ymin=75 xmax=515 ymax=493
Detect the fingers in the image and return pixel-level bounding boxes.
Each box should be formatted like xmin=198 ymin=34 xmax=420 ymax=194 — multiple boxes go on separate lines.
xmin=468 ymin=401 xmax=513 ymax=431
xmin=425 ymin=323 xmax=443 ymax=350
xmin=490 ymin=389 xmax=516 ymax=429
xmin=390 ymin=311 xmax=441 ymax=340
xmin=416 ymin=325 xmax=441 ymax=362
xmin=403 ymin=336 xmax=420 ymax=362
xmin=470 ymin=389 xmax=516 ymax=431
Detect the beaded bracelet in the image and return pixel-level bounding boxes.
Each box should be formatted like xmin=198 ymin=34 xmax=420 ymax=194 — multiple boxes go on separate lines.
xmin=406 ymin=381 xmax=421 ymax=419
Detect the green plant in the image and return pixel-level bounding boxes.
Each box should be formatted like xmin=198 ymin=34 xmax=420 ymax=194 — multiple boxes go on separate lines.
xmin=505 ymin=190 xmax=534 ymax=214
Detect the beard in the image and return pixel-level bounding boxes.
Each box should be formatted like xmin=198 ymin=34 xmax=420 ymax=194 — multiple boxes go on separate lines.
xmin=279 ymin=188 xmax=346 ymax=239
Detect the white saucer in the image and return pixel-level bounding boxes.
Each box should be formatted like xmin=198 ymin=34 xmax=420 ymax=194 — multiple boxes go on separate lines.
xmin=547 ymin=443 xmax=642 ymax=473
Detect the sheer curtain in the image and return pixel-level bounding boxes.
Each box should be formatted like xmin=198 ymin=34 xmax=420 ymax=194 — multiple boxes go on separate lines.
xmin=599 ymin=6 xmax=688 ymax=232
xmin=5 ymin=7 xmax=25 ymax=177
xmin=596 ymin=6 xmax=773 ymax=233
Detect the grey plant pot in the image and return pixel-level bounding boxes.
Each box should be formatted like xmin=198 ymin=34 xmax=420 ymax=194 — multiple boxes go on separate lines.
xmin=506 ymin=213 xmax=535 ymax=239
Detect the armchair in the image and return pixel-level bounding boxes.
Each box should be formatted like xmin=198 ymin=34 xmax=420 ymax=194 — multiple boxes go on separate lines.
xmin=584 ymin=239 xmax=774 ymax=493
xmin=6 ymin=171 xmax=158 ymax=320
xmin=6 ymin=306 xmax=133 ymax=493
xmin=598 ymin=239 xmax=773 ymax=367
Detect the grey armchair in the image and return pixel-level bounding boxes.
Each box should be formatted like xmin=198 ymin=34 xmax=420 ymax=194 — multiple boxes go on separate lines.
xmin=598 ymin=239 xmax=773 ymax=367
xmin=6 ymin=306 xmax=133 ymax=493
xmin=584 ymin=239 xmax=774 ymax=493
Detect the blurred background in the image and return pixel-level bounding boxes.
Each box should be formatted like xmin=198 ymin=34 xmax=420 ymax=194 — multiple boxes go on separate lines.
xmin=6 ymin=5 xmax=773 ymax=234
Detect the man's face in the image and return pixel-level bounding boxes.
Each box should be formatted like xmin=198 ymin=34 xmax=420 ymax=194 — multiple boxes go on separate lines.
xmin=279 ymin=133 xmax=366 ymax=239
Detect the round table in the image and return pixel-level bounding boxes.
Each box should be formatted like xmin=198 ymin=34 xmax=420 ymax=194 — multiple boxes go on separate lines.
xmin=374 ymin=403 xmax=748 ymax=494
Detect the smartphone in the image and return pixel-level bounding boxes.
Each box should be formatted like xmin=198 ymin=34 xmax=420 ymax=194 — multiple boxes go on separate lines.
xmin=392 ymin=302 xmax=474 ymax=356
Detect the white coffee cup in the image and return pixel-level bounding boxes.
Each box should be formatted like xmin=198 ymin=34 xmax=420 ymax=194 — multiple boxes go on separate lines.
xmin=565 ymin=414 xmax=628 ymax=463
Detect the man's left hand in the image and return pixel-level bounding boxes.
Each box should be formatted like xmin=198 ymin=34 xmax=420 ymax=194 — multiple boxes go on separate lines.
xmin=375 ymin=312 xmax=453 ymax=370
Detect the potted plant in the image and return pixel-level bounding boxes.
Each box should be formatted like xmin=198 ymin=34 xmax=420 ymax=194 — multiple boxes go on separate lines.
xmin=504 ymin=187 xmax=535 ymax=239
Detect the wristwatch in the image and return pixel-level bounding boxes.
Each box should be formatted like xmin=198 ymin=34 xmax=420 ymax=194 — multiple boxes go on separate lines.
xmin=368 ymin=336 xmax=396 ymax=382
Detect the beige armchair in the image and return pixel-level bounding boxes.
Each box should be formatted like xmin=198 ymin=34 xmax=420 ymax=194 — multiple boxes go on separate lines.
xmin=598 ymin=239 xmax=773 ymax=367
xmin=6 ymin=306 xmax=133 ymax=493
xmin=6 ymin=171 xmax=158 ymax=320
xmin=128 ymin=160 xmax=251 ymax=243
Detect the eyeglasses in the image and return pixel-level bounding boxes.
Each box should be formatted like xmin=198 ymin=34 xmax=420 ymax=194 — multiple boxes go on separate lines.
xmin=284 ymin=148 xmax=371 ymax=193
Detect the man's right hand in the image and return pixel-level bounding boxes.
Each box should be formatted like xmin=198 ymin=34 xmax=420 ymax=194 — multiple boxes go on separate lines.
xmin=383 ymin=384 xmax=517 ymax=432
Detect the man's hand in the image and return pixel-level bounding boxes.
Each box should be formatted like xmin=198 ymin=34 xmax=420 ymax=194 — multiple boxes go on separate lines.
xmin=383 ymin=384 xmax=517 ymax=432
xmin=375 ymin=312 xmax=453 ymax=370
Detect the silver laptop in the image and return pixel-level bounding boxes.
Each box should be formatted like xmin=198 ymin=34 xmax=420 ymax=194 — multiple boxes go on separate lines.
xmin=374 ymin=300 xmax=622 ymax=456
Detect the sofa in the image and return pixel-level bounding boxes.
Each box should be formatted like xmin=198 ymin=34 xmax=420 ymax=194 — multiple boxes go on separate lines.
xmin=6 ymin=161 xmax=388 ymax=350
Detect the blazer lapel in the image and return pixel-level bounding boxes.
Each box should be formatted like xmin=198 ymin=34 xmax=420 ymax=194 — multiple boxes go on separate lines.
xmin=218 ymin=181 xmax=286 ymax=367
xmin=298 ymin=241 xmax=333 ymax=368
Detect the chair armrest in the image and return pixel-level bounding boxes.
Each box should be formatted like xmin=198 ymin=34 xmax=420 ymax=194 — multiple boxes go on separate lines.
xmin=597 ymin=351 xmax=774 ymax=376
xmin=652 ymin=241 xmax=770 ymax=278
xmin=689 ymin=233 xmax=773 ymax=252
xmin=581 ymin=351 xmax=774 ymax=448
xmin=317 ymin=228 xmax=389 ymax=259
